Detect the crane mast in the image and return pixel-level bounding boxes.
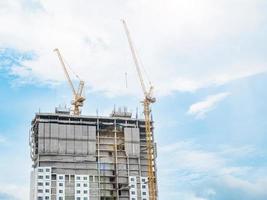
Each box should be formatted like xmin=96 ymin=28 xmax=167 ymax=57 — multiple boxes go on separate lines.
xmin=54 ymin=48 xmax=85 ymax=115
xmin=122 ymin=20 xmax=157 ymax=200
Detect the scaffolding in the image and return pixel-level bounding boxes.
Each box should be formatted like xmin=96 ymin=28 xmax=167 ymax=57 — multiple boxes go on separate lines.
xmin=29 ymin=109 xmax=158 ymax=200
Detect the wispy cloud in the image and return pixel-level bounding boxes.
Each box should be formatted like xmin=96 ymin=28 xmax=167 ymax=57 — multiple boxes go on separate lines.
xmin=187 ymin=92 xmax=231 ymax=119
xmin=0 ymin=135 xmax=7 ymax=144
xmin=158 ymin=141 xmax=267 ymax=199
xmin=223 ymin=175 xmax=267 ymax=195
xmin=168 ymin=191 xmax=209 ymax=200
xmin=0 ymin=183 xmax=28 ymax=200
xmin=0 ymin=0 xmax=267 ymax=96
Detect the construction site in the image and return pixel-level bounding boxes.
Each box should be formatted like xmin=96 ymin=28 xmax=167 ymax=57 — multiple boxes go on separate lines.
xmin=29 ymin=20 xmax=158 ymax=200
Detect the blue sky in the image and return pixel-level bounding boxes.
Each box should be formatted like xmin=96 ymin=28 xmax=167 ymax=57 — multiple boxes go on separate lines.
xmin=1 ymin=0 xmax=267 ymax=199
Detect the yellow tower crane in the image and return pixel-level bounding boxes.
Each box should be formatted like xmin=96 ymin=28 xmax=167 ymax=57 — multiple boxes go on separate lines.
xmin=54 ymin=48 xmax=85 ymax=115
xmin=122 ymin=20 xmax=157 ymax=200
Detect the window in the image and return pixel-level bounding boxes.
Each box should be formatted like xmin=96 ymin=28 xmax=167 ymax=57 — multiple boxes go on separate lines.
xmin=142 ymin=185 xmax=146 ymax=189
xmin=95 ymin=176 xmax=99 ymax=182
xmin=45 ymin=182 xmax=50 ymax=186
xmin=131 ymin=184 xmax=135 ymax=188
xmin=83 ymin=183 xmax=87 ymax=187
xmin=84 ymin=198 xmax=88 ymax=200
xmin=38 ymin=189 xmax=43 ymax=193
xmin=45 ymin=168 xmax=50 ymax=172
xmin=38 ymin=176 xmax=43 ymax=179
xmin=76 ymin=183 xmax=80 ymax=187
xmin=59 ymin=183 xmax=63 ymax=187
xmin=38 ymin=197 xmax=43 ymax=200
xmin=131 ymin=198 xmax=136 ymax=200
xmin=59 ymin=176 xmax=63 ymax=180
xmin=45 ymin=189 xmax=50 ymax=193
xmin=77 ymin=197 xmax=81 ymax=200
xmin=142 ymin=192 xmax=146 ymax=195
xmin=76 ymin=176 xmax=81 ymax=180
xmin=130 ymin=178 xmax=135 ymax=181
xmin=84 ymin=190 xmax=88 ymax=194
xmin=38 ymin=182 xmax=43 ymax=186
xmin=83 ymin=177 xmax=87 ymax=180
xmin=38 ymin=169 xmax=43 ymax=172
xmin=58 ymin=197 xmax=63 ymax=200
xmin=45 ymin=175 xmax=50 ymax=179
xmin=45 ymin=196 xmax=49 ymax=200
xmin=131 ymin=191 xmax=135 ymax=195
xmin=59 ymin=190 xmax=63 ymax=193
xmin=52 ymin=174 xmax=57 ymax=180
xmin=77 ymin=190 xmax=81 ymax=194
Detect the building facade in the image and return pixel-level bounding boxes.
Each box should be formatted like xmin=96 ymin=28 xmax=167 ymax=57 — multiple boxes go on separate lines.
xmin=29 ymin=109 xmax=157 ymax=200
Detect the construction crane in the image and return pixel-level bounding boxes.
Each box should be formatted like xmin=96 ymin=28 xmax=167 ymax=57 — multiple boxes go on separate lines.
xmin=122 ymin=20 xmax=157 ymax=200
xmin=54 ymin=48 xmax=85 ymax=115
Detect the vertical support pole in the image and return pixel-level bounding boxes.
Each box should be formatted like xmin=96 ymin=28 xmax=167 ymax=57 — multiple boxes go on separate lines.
xmin=126 ymin=153 xmax=130 ymax=178
xmin=151 ymin=117 xmax=158 ymax=199
xmin=97 ymin=117 xmax=101 ymax=200
xmin=114 ymin=119 xmax=119 ymax=199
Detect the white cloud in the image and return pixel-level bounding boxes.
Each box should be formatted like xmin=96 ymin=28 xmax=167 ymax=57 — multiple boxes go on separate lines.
xmin=203 ymin=188 xmax=216 ymax=197
xmin=223 ymin=175 xmax=267 ymax=196
xmin=172 ymin=191 xmax=208 ymax=200
xmin=0 ymin=135 xmax=7 ymax=144
xmin=159 ymin=141 xmax=225 ymax=173
xmin=0 ymin=183 xmax=29 ymax=200
xmin=218 ymin=145 xmax=256 ymax=158
xmin=0 ymin=0 xmax=266 ymax=97
xmin=158 ymin=141 xmax=267 ymax=198
xmin=187 ymin=92 xmax=230 ymax=119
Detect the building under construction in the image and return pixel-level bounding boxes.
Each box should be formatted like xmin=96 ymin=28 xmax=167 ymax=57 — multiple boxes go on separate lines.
xmin=29 ymin=108 xmax=157 ymax=200
xmin=29 ymin=20 xmax=158 ymax=200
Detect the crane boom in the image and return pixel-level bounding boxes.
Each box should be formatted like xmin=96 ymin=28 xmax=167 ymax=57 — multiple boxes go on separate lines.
xmin=122 ymin=20 xmax=157 ymax=200
xmin=54 ymin=48 xmax=76 ymax=95
xmin=122 ymin=20 xmax=147 ymax=97
xmin=77 ymin=80 xmax=85 ymax=96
